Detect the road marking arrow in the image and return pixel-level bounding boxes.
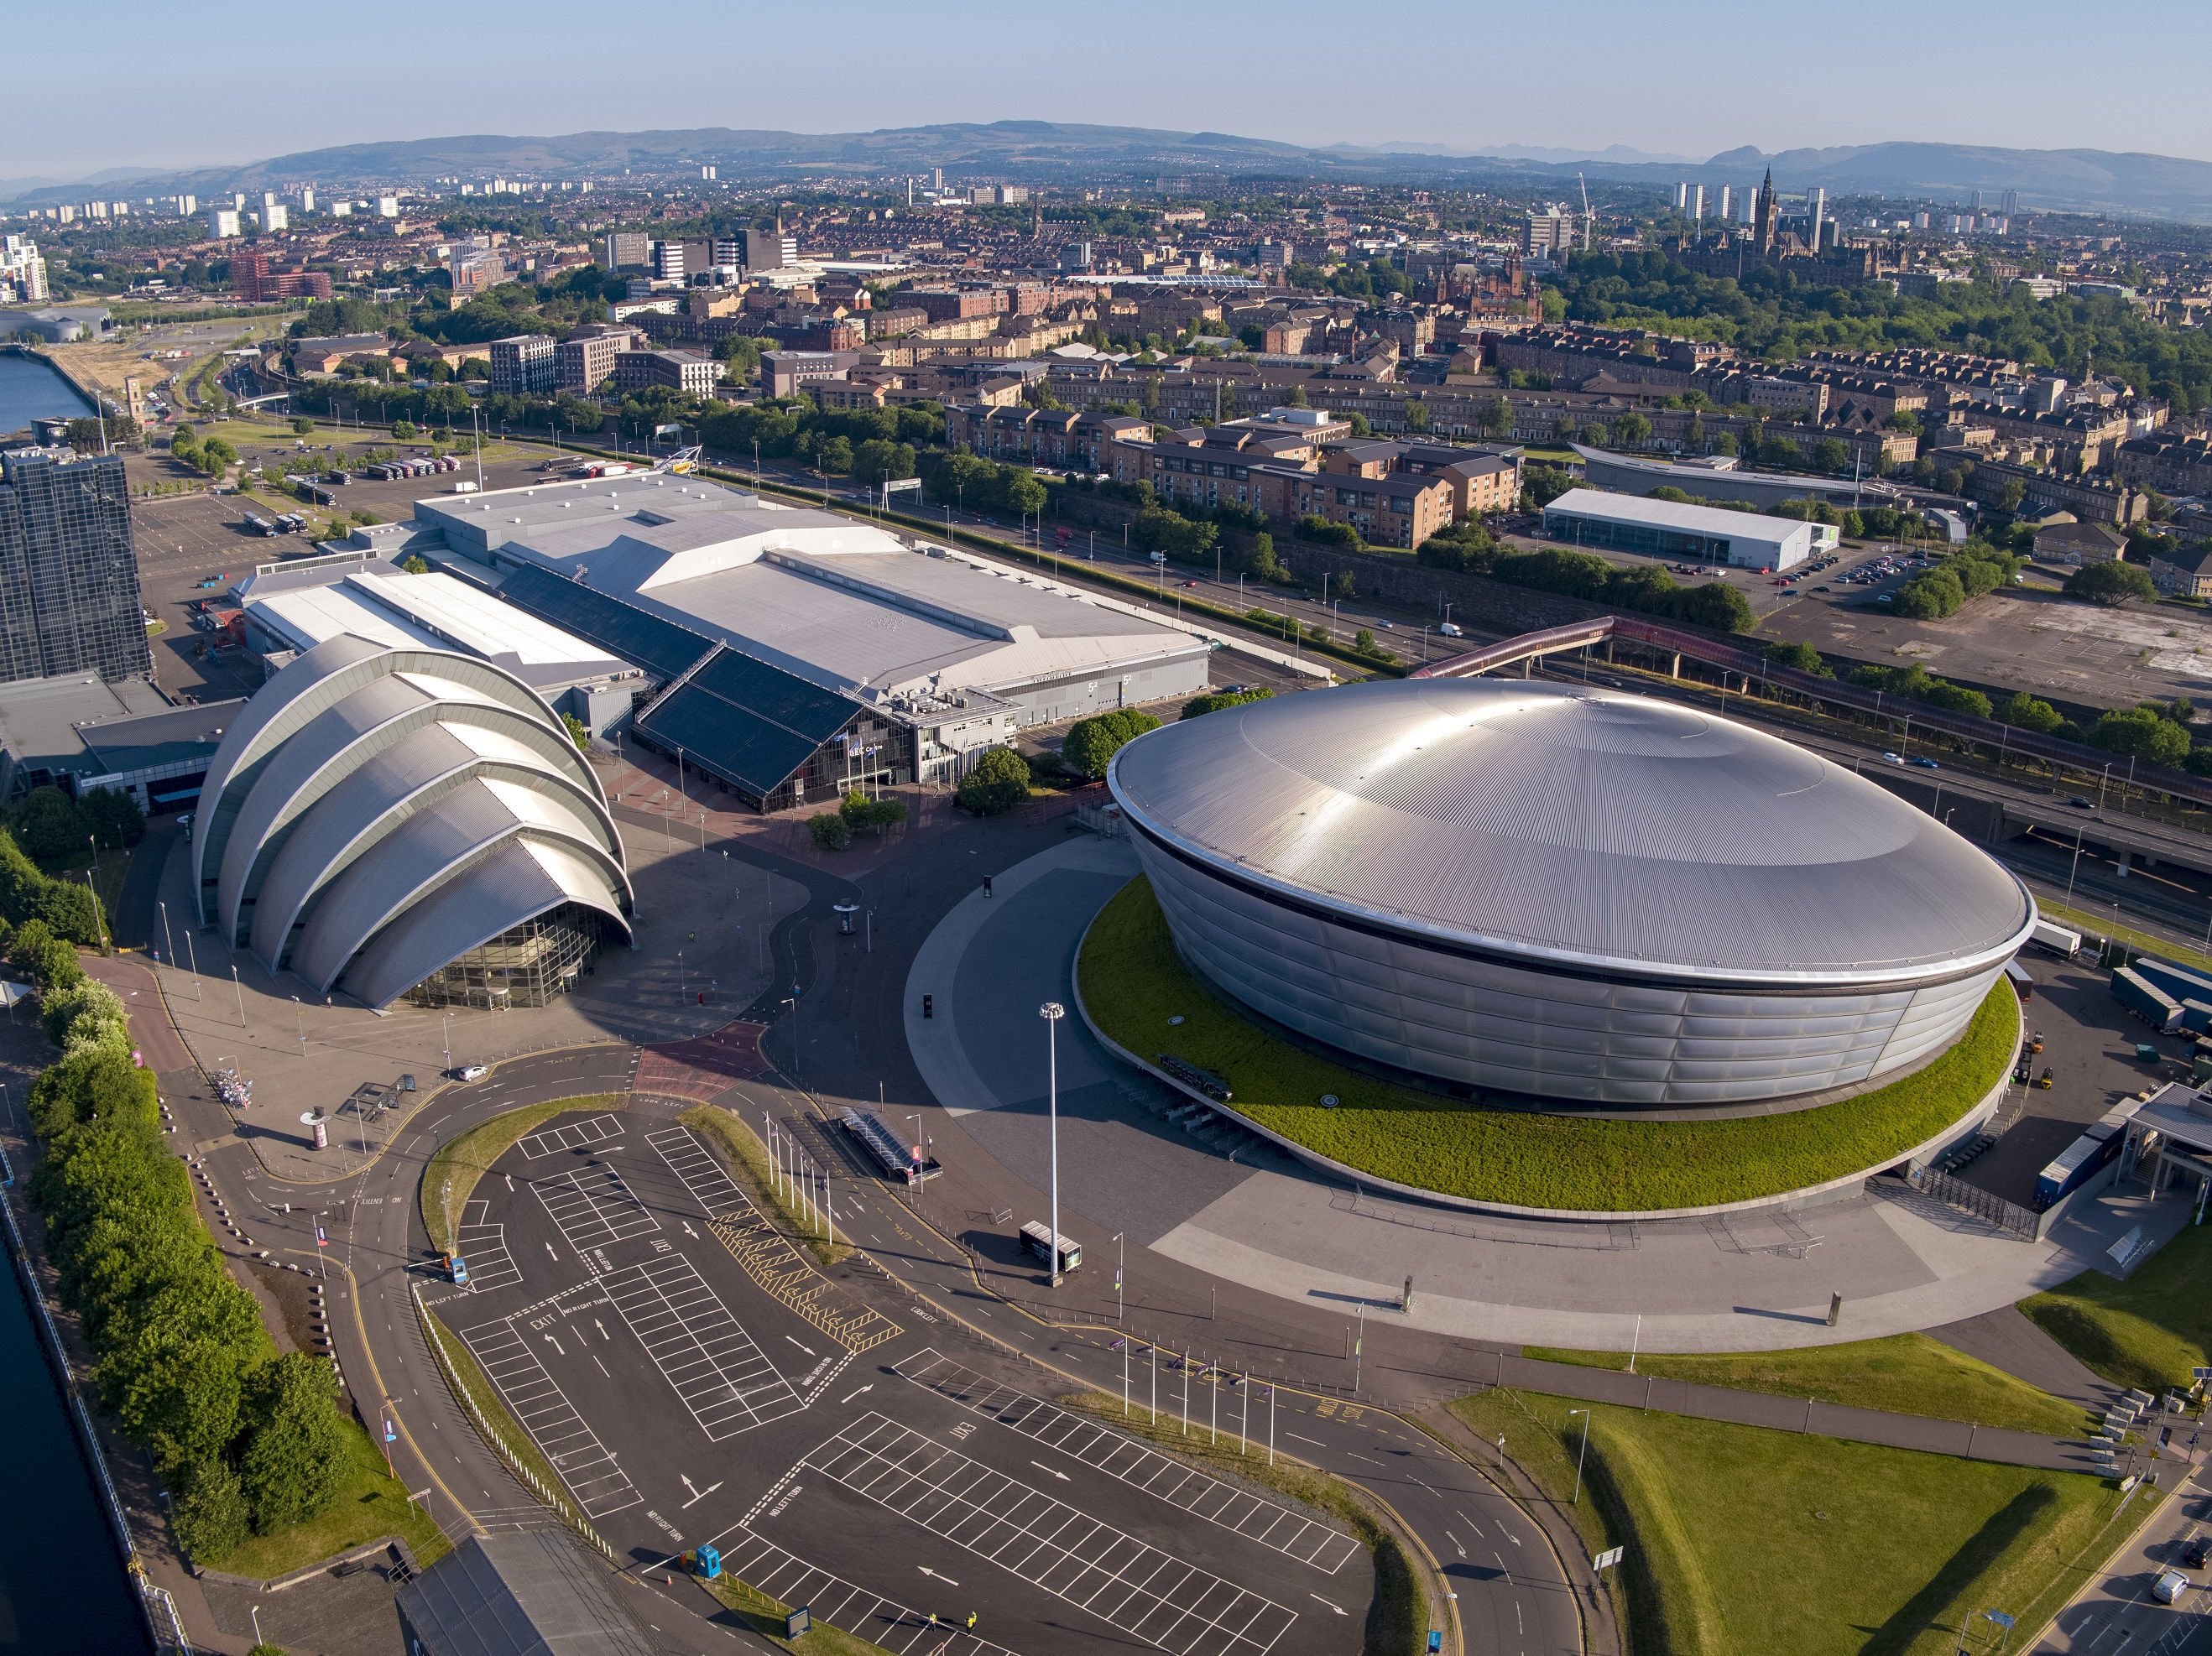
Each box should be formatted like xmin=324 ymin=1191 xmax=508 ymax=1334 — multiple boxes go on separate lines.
xmin=1311 ymin=1596 xmax=1345 ymax=1617
xmin=920 ymin=1566 xmax=960 ymax=1586
xmin=785 ymin=1336 xmax=816 ymax=1357
xmin=841 ymin=1385 xmax=874 ymax=1404
xmin=1030 ymin=1461 xmax=1069 ymax=1482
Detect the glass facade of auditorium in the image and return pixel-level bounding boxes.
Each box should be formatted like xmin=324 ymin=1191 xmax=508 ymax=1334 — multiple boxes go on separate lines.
xmin=403 ymin=903 xmax=611 ymax=1009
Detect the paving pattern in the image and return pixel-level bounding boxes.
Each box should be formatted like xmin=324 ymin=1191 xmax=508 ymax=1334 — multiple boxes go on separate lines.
xmin=894 ymin=1352 xmax=1359 ymax=1574
xmin=803 ymin=1413 xmax=1300 ymax=1656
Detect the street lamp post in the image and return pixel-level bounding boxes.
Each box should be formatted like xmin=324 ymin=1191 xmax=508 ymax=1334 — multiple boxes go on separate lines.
xmin=232 ymin=964 xmax=246 ymax=1028
xmin=1569 ymin=1408 xmax=1591 ymax=1505
xmin=291 ymin=995 xmax=304 ymax=1056
xmin=1040 ymin=1002 xmax=1065 ymax=1286
xmin=184 ymin=924 xmax=200 ymax=999
xmin=1114 ymin=1230 xmax=1125 ymax=1325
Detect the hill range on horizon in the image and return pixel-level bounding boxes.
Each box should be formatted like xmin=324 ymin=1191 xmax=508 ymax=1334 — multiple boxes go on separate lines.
xmin=18 ymin=121 xmax=2212 ymax=226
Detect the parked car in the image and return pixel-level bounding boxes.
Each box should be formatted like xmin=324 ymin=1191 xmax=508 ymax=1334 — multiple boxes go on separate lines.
xmin=453 ymin=1063 xmax=488 ymax=1081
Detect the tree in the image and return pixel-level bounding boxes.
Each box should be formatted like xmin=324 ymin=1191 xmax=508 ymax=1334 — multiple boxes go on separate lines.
xmin=2001 ymin=691 xmax=2066 ymax=734
xmin=1480 ymin=397 xmax=1512 ymax=439
xmin=1003 ymin=472 xmax=1047 ymax=517
xmin=237 ymin=1354 xmax=349 ymax=1534
xmin=1609 ymin=413 xmax=1651 ymax=449
xmin=838 ymin=790 xmax=908 ymax=832
xmin=1813 ymin=438 xmax=1851 ymax=474
xmin=1761 ymin=640 xmax=1831 ymax=676
xmin=806 ymin=812 xmax=852 ymax=851
xmin=1181 ymin=688 xmax=1274 ymax=721
xmin=10 ymin=919 xmax=79 ymax=991
xmin=956 ymin=747 xmax=1030 ymax=815
xmin=561 ymin=713 xmax=590 ymax=753
xmin=81 ymin=787 xmax=143 ymax=850
xmin=1995 ymin=480 xmax=2027 ymax=514
xmin=290 ymin=417 xmax=314 ymax=436
xmin=169 ymin=1456 xmax=249 ymax=1562
xmin=391 ymin=420 xmax=417 ymax=442
xmin=400 ymin=554 xmax=430 ymax=575
xmin=2064 ymin=561 xmax=2157 ymax=607
xmin=9 ymin=786 xmax=86 ymax=866
xmin=1893 ymin=568 xmax=1966 ymax=618
xmin=1402 ymin=398 xmax=1431 ymax=433
xmin=2090 ymin=705 xmax=2191 ymax=766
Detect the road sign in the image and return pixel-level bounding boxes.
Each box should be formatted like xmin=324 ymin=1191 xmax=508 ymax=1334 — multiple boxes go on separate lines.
xmin=316 ymin=1225 xmax=327 ymax=1247
xmin=383 ymin=1419 xmax=395 ymax=1443
xmin=1593 ymin=1547 xmax=1625 ymax=1572
xmin=1984 ymin=1611 xmax=2016 ymax=1630
xmin=1427 ymin=1633 xmax=1442 ymax=1653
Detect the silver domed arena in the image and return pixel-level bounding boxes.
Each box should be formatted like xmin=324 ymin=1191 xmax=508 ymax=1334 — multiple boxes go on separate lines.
xmin=1107 ymin=679 xmax=2035 ymax=1107
xmin=192 ymin=635 xmax=634 ymax=1010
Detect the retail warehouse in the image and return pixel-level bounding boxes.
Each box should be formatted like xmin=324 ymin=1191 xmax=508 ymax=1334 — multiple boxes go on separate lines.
xmin=1542 ymin=487 xmax=1816 ymax=570
xmin=397 ymin=473 xmax=1209 ymax=810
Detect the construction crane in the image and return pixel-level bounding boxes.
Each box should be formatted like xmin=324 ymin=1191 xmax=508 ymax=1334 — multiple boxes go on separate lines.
xmin=1578 ymin=173 xmax=1594 ymax=253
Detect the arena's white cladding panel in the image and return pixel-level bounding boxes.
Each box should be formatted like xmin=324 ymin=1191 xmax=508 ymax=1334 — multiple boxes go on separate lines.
xmin=248 ymin=721 xmax=614 ymax=969
xmin=338 ymin=837 xmax=629 ymax=1013
xmin=194 ymin=637 xmax=631 ymax=1008
xmin=192 ymin=637 xmax=573 ymax=926
xmin=1109 ymin=680 xmax=2035 ymax=1107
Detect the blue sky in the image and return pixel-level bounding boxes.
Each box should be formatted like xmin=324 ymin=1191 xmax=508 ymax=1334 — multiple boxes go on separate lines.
xmin=13 ymin=0 xmax=2209 ymax=181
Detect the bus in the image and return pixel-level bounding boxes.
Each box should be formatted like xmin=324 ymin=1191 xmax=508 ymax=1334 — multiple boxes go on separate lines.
xmin=1020 ymin=1221 xmax=1079 ymax=1275
xmin=242 ymin=513 xmax=275 ymax=536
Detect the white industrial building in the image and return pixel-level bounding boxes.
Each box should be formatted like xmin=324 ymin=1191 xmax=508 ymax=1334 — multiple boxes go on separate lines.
xmin=1541 ymin=488 xmax=1815 ymax=570
xmin=390 ymin=473 xmax=1211 ymax=810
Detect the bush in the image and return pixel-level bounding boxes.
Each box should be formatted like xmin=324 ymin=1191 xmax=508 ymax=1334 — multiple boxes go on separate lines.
xmin=10 ymin=918 xmax=81 ymax=990
xmin=1181 ymin=688 xmax=1275 ymax=720
xmin=806 ymin=812 xmax=852 ymax=851
xmin=237 ymin=1355 xmax=350 ymax=1534
xmin=1295 ymin=514 xmax=1360 ymax=551
xmin=2089 ymin=705 xmax=2191 ymax=766
xmin=2001 ymin=691 xmax=2066 ymax=735
xmin=170 ymin=1457 xmax=250 ymax=1561
xmin=81 ymin=787 xmax=143 ymax=850
xmin=1761 ymin=640 xmax=1832 ymax=677
xmin=10 ymin=786 xmax=87 ymax=865
xmin=956 ymin=746 xmax=1030 ymax=815
xmin=1062 ymin=710 xmax=1162 ymax=779
xmin=837 ymin=790 xmax=908 ymax=832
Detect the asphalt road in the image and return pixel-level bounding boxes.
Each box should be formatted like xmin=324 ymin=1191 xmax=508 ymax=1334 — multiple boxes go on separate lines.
xmin=2032 ymin=1450 xmax=2212 ymax=1653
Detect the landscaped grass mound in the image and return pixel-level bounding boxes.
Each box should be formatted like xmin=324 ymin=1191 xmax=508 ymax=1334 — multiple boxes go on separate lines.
xmin=1451 ymin=1388 xmax=2120 ymax=1656
xmin=1077 ymin=876 xmax=2016 ymax=1212
xmin=2022 ymin=1219 xmax=2212 ymax=1397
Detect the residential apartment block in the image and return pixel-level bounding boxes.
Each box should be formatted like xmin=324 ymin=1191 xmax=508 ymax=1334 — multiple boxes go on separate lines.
xmin=613 ymin=349 xmax=719 ymax=396
xmin=488 ymin=334 xmax=559 ymax=396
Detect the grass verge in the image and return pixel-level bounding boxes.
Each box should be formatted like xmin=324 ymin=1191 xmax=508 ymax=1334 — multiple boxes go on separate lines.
xmin=203 ymin=1416 xmax=450 ymax=1579
xmin=2022 ymin=1218 xmax=2212 ymax=1396
xmin=1449 ymin=1387 xmax=2123 ymax=1656
xmin=1061 ymin=1391 xmax=1416 ymax=1655
xmin=679 ymin=1103 xmax=849 ymax=1266
xmin=1079 ymin=875 xmax=2016 ymax=1211
xmin=702 ymin=1573 xmax=902 ymax=1656
xmin=1522 ymin=1333 xmax=2089 ymax=1436
xmin=2033 ymin=897 xmax=2212 ymax=979
xmin=420 ymin=1094 xmax=619 ymax=1254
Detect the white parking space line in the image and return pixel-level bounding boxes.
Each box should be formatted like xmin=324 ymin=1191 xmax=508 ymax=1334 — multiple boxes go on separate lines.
xmin=709 ymin=1525 xmax=1013 ymax=1656
xmin=895 ymin=1351 xmax=1358 ymax=1575
xmin=534 ymin=1164 xmax=660 ymax=1257
xmin=602 ymin=1254 xmax=803 ymax=1440
xmin=459 ymin=1320 xmax=639 ymax=1518
xmin=649 ymin=1126 xmax=749 ymax=1217
xmin=803 ymin=1413 xmax=1298 ymax=1656
xmin=518 ymin=1114 xmax=625 ymax=1159
xmin=453 ymin=1205 xmax=523 ymax=1294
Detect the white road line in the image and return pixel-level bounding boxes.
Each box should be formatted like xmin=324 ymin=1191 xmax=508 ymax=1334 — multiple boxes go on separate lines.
xmin=1285 ymin=1432 xmax=1324 ymax=1446
xmin=805 ymin=1412 xmax=1299 ymax=1656
xmin=697 ymin=1525 xmax=1013 ymax=1656
xmin=893 ymin=1351 xmax=1358 ymax=1574
xmin=458 ymin=1320 xmax=639 ymax=1518
xmin=602 ymin=1255 xmax=802 ymax=1440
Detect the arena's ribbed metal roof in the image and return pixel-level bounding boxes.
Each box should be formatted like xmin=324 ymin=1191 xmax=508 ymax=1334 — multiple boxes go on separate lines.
xmin=1109 ymin=680 xmax=2035 ymax=987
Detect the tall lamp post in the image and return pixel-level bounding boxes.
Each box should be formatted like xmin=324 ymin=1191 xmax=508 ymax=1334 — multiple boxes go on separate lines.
xmin=1569 ymin=1408 xmax=1591 ymax=1506
xmin=1040 ymin=1002 xmax=1065 ymax=1286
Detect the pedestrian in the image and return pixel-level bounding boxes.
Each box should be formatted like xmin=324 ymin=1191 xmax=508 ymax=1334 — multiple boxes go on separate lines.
xmin=926 ymin=1612 xmax=938 ymax=1627
xmin=966 ymin=1612 xmax=977 ymax=1630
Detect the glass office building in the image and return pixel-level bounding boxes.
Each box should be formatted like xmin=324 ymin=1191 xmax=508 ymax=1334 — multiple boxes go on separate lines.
xmin=0 ymin=448 xmax=153 ymax=683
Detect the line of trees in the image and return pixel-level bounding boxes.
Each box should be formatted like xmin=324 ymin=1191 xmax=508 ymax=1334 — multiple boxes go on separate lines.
xmin=18 ymin=910 xmax=351 ymax=1562
xmin=1416 ymin=520 xmax=1756 ymax=633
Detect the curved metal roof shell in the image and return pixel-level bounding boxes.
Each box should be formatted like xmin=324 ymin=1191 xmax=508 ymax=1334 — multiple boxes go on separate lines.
xmin=196 ymin=637 xmax=632 ymax=1008
xmin=191 ymin=637 xmax=565 ymax=922
xmin=1109 ymin=680 xmax=2033 ymax=988
xmin=338 ymin=837 xmax=629 ymax=1013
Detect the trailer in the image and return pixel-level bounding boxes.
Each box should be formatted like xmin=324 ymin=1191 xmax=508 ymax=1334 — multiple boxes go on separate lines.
xmin=2113 ymin=966 xmax=2183 ymax=1033
xmin=2005 ymin=961 xmax=2034 ymax=1001
xmin=1020 ymin=1221 xmax=1080 ymax=1274
xmin=2132 ymin=957 xmax=2212 ymax=1008
xmin=839 ymin=1106 xmax=941 ymax=1185
xmin=2036 ymin=1122 xmax=2125 ymax=1209
xmin=2031 ymin=920 xmax=2083 ymax=960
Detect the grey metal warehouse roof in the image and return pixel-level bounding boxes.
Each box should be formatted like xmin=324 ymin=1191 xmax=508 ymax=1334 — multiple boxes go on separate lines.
xmin=1109 ymin=679 xmax=2035 ymax=987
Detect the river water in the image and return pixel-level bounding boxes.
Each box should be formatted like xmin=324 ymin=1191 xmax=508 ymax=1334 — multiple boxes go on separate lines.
xmin=0 ymin=1248 xmax=148 ymax=1652
xmin=0 ymin=351 xmax=98 ymax=435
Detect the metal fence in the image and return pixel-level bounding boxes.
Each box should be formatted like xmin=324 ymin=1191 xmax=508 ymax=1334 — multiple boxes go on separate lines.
xmin=1903 ymin=1163 xmax=2041 ymax=1241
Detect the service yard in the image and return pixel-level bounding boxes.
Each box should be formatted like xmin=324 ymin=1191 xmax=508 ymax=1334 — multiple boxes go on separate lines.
xmin=420 ymin=1107 xmax=1364 ymax=1656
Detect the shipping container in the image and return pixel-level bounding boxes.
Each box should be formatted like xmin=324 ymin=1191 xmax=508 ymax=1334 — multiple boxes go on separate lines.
xmin=2036 ymin=1122 xmax=2123 ymax=1208
xmin=2113 ymin=967 xmax=2183 ymax=1033
xmin=2031 ymin=920 xmax=2083 ymax=959
xmin=2133 ymin=957 xmax=2212 ymax=1008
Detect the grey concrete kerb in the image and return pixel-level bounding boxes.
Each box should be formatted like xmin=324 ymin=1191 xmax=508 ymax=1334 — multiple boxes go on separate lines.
xmin=1071 ymin=902 xmax=2023 ymax=1225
